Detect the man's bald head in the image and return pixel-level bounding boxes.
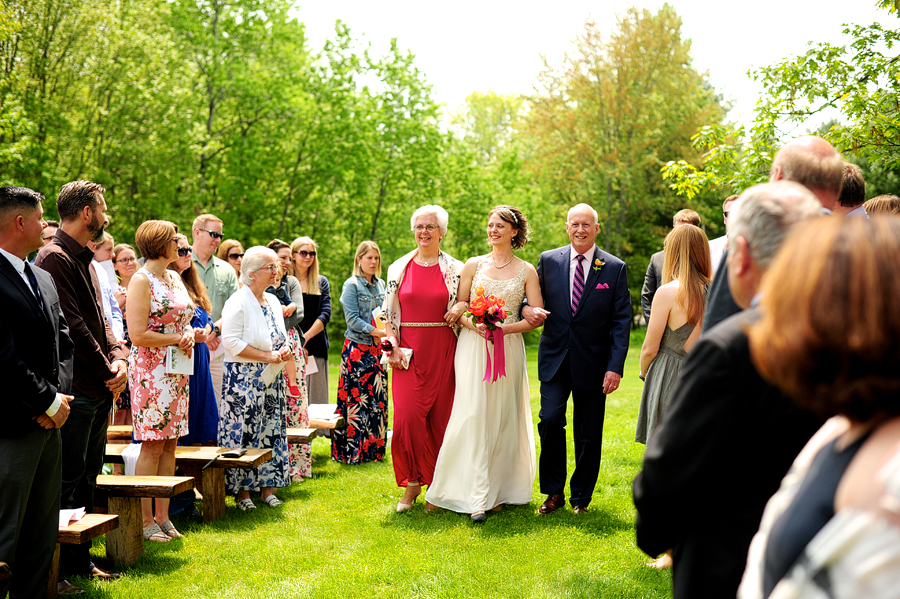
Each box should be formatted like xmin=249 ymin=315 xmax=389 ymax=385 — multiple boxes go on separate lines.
xmin=769 ymin=136 xmax=843 ymax=211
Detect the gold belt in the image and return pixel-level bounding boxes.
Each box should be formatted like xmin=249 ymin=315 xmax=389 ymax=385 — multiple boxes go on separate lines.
xmin=401 ymin=322 xmax=448 ymax=327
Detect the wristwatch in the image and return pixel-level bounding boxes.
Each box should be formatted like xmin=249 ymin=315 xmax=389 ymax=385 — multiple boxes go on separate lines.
xmin=213 ymin=324 xmax=221 ymax=337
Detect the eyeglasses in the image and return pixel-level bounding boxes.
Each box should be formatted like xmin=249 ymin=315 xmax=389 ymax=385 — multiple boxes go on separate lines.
xmin=42 ymin=234 xmax=54 ymax=241
xmin=177 ymin=246 xmax=192 ymax=257
xmin=261 ymin=264 xmax=278 ymax=273
xmin=228 ymin=253 xmax=244 ymax=260
xmin=723 ymin=211 xmax=730 ymax=218
xmin=294 ymin=250 xmax=316 ymax=258
xmin=115 ymin=257 xmax=137 ymax=264
xmin=414 ymin=224 xmax=438 ymax=232
xmin=200 ymin=228 xmax=224 ymax=240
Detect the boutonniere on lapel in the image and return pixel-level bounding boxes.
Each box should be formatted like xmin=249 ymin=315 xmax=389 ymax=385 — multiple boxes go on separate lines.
xmin=592 ymin=258 xmax=605 ymax=273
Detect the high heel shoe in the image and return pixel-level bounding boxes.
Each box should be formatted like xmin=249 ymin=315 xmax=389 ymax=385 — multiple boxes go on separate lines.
xmin=396 ymin=482 xmax=421 ymax=513
xmin=470 ymin=511 xmax=487 ymax=523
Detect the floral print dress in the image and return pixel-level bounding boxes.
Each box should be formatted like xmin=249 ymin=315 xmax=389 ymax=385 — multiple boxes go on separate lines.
xmin=129 ymin=268 xmax=194 ymax=440
xmin=219 ymin=303 xmax=290 ymax=493
xmin=332 ymin=341 xmax=388 ymax=464
xmin=285 ymin=326 xmax=312 ymax=480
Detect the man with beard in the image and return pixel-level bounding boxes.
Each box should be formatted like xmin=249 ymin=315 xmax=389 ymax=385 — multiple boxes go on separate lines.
xmin=36 ymin=180 xmax=128 ymax=592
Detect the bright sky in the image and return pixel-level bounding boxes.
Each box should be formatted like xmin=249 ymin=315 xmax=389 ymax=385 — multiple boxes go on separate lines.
xmin=294 ymin=1 xmax=892 ymax=129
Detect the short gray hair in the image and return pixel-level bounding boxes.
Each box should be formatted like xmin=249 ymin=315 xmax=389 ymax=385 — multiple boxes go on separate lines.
xmin=240 ymin=246 xmax=277 ymax=286
xmin=728 ymin=182 xmax=823 ymax=269
xmin=410 ymin=205 xmax=449 ymax=236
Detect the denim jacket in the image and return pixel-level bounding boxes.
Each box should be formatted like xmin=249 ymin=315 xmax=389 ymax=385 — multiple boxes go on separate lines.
xmin=340 ymin=276 xmax=386 ymax=346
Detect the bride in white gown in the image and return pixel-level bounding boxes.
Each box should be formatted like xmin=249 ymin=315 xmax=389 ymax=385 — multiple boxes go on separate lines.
xmin=426 ymin=205 xmax=544 ymax=522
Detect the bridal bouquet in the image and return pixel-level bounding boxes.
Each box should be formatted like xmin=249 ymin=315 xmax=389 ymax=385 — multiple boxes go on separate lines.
xmin=466 ymin=285 xmax=507 ymax=382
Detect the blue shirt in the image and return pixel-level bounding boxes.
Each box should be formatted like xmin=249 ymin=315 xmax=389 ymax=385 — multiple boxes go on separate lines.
xmin=340 ymin=276 xmax=385 ymax=345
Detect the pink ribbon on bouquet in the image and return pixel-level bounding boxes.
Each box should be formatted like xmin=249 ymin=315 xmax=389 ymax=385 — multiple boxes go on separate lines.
xmin=482 ymin=326 xmax=507 ymax=382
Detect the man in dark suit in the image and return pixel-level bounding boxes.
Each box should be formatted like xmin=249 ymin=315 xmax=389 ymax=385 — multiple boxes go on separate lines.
xmin=632 ymin=182 xmax=825 ymax=598
xmin=524 ymin=203 xmax=631 ymax=514
xmin=0 ymin=186 xmax=74 ymax=598
xmin=641 ymin=209 xmax=701 ymax=321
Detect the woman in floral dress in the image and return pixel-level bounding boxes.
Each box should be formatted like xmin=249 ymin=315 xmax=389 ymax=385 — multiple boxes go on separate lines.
xmin=334 ymin=241 xmax=388 ymax=464
xmin=219 ymin=247 xmax=293 ymax=510
xmin=127 ymin=220 xmax=195 ymax=543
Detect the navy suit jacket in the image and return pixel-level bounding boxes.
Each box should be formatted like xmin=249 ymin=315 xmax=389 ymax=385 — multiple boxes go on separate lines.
xmin=0 ymin=253 xmax=73 ymax=437
xmin=537 ymin=245 xmax=631 ymax=389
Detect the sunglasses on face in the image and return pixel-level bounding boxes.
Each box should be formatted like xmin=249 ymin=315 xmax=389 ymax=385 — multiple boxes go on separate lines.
xmin=177 ymin=246 xmax=192 ymax=257
xmin=200 ymin=228 xmax=224 ymax=240
xmin=295 ymin=250 xmax=316 ymax=258
xmin=228 ymin=252 xmax=244 ymax=260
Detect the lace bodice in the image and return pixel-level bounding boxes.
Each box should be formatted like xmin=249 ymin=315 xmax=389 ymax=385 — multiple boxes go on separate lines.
xmin=471 ymin=260 xmax=526 ymax=326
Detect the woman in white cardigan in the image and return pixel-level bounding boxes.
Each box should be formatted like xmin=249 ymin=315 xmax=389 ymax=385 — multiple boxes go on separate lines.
xmin=219 ymin=246 xmax=293 ymax=511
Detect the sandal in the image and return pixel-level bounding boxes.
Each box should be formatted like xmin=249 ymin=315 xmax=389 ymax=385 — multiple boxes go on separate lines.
xmin=237 ymin=498 xmax=256 ymax=511
xmin=262 ymin=495 xmax=284 ymax=507
xmin=158 ymin=520 xmax=183 ymax=539
xmin=143 ymin=523 xmax=170 ymax=543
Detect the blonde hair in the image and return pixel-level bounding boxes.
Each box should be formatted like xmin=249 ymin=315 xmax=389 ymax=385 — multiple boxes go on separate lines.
xmin=662 ymin=224 xmax=712 ymax=327
xmin=352 ymin=241 xmax=382 ymax=278
xmin=291 ymin=236 xmax=322 ymax=295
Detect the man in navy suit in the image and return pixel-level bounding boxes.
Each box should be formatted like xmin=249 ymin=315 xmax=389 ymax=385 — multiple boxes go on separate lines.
xmin=0 ymin=186 xmax=74 ymax=598
xmin=524 ymin=203 xmax=631 ymax=514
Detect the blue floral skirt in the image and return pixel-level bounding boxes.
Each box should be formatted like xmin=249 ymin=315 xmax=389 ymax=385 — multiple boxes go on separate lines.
xmin=332 ymin=339 xmax=388 ymax=464
xmin=218 ymin=361 xmax=289 ymax=492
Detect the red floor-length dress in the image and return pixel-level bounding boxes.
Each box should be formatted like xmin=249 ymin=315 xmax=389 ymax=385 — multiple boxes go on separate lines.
xmin=391 ymin=261 xmax=457 ymax=487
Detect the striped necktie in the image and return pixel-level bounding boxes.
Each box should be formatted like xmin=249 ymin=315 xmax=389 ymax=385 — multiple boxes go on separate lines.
xmin=572 ymin=254 xmax=585 ymax=315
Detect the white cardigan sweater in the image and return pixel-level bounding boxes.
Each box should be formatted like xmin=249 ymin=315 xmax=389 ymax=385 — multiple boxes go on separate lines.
xmin=221 ymin=285 xmax=287 ymax=363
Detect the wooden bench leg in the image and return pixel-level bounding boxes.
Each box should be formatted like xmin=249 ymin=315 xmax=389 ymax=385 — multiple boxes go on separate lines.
xmin=47 ymin=544 xmax=60 ymax=599
xmin=106 ymin=497 xmax=144 ymax=565
xmin=202 ymin=468 xmax=226 ymax=522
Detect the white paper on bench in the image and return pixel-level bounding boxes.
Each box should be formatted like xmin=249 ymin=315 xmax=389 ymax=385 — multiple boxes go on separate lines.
xmin=59 ymin=507 xmax=85 ymax=528
xmin=122 ymin=443 xmax=142 ymax=476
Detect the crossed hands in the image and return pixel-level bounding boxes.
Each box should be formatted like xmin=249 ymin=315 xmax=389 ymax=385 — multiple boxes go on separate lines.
xmin=269 ymin=347 xmax=293 ymax=364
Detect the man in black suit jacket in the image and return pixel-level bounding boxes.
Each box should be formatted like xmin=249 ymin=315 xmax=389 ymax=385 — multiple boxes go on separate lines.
xmin=633 ymin=182 xmax=825 ymax=598
xmin=640 ymin=209 xmax=701 ymax=321
xmin=0 ymin=186 xmax=74 ymax=598
xmin=525 ymin=203 xmax=631 ymax=514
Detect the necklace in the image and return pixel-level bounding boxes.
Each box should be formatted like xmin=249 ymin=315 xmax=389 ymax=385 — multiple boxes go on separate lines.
xmin=491 ymin=253 xmax=514 ymax=269
xmin=415 ymin=253 xmax=439 ymax=267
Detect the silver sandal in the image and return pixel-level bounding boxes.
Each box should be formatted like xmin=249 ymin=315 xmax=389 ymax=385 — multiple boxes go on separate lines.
xmin=237 ymin=498 xmax=256 ymax=511
xmin=159 ymin=520 xmax=183 ymax=538
xmin=143 ymin=522 xmax=170 ymax=543
xmin=263 ymin=495 xmax=283 ymax=507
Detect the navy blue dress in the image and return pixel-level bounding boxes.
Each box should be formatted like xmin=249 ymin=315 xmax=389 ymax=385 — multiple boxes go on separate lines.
xmin=179 ymin=307 xmax=219 ymax=445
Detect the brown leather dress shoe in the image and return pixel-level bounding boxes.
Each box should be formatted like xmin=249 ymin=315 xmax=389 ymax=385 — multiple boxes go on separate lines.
xmin=573 ymin=505 xmax=588 ymax=515
xmin=90 ymin=565 xmax=121 ymax=580
xmin=57 ymin=579 xmax=86 ymax=595
xmin=538 ymin=494 xmax=565 ymax=515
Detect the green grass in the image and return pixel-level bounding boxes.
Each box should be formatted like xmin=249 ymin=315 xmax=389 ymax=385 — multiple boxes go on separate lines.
xmin=75 ymin=334 xmax=670 ymax=598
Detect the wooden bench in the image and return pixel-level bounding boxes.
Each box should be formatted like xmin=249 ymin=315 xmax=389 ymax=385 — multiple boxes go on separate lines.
xmin=106 ymin=424 xmax=132 ymax=442
xmin=96 ymin=475 xmax=194 ymax=566
xmin=48 ymin=513 xmax=119 ymax=598
xmin=104 ymin=444 xmax=272 ymax=522
xmin=287 ymin=427 xmax=317 ymax=444
xmin=307 ymin=404 xmax=345 ymax=429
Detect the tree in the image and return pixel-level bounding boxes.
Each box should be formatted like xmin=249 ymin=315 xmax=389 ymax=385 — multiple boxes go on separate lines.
xmin=524 ymin=5 xmax=725 ymax=305
xmin=662 ymin=1 xmax=900 ymax=199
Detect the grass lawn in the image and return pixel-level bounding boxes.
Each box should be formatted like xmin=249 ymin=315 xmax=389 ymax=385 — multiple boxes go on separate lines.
xmin=75 ymin=330 xmax=671 ymax=598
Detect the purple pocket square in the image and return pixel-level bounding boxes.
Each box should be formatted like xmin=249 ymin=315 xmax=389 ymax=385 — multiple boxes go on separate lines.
xmin=595 ymin=283 xmax=610 ymax=289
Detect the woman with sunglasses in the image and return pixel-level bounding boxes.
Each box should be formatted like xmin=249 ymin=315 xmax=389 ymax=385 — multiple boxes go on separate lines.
xmin=266 ymin=240 xmax=311 ymax=482
xmin=219 ymin=247 xmax=292 ymax=510
xmin=291 ymin=237 xmax=332 ymax=405
xmin=217 ymin=239 xmax=245 ymax=281
xmin=126 ymin=221 xmax=195 ymax=542
xmin=169 ymin=234 xmax=219 ymax=446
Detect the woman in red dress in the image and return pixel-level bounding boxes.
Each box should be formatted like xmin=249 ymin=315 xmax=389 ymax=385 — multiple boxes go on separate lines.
xmin=383 ymin=205 xmax=466 ymax=512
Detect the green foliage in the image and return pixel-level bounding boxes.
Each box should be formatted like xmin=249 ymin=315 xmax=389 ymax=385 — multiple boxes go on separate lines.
xmin=663 ymin=2 xmax=900 ymax=199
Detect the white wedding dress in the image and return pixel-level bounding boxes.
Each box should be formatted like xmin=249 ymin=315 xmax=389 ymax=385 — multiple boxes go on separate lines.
xmin=426 ymin=261 xmax=536 ymax=513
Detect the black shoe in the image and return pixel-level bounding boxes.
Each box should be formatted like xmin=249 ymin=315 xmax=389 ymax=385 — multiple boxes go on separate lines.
xmin=470 ymin=511 xmax=487 ymax=523
xmin=57 ymin=579 xmax=85 ymax=595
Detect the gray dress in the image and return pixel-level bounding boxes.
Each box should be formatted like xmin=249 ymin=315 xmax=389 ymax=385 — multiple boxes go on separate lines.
xmin=635 ymin=322 xmax=694 ymax=444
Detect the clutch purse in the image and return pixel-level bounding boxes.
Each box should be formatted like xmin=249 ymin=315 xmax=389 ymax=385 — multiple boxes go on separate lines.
xmin=380 ymin=347 xmax=412 ymax=370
